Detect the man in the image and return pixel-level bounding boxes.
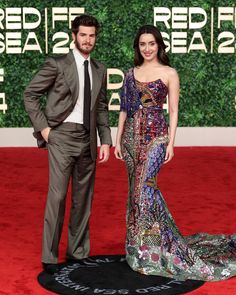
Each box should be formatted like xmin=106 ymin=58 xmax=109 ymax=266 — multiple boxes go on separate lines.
xmin=24 ymin=15 xmax=112 ymax=274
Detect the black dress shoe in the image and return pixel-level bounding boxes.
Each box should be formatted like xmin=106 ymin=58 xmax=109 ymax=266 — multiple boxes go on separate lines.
xmin=66 ymin=257 xmax=84 ymax=264
xmin=42 ymin=263 xmax=60 ymax=274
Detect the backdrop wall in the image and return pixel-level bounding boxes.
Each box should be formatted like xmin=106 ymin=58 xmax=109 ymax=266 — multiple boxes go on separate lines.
xmin=0 ymin=0 xmax=235 ymax=146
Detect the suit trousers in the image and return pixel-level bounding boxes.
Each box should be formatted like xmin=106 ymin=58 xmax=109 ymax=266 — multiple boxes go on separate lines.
xmin=42 ymin=122 xmax=96 ymax=263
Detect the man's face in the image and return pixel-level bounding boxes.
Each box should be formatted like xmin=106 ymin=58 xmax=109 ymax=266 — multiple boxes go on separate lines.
xmin=72 ymin=25 xmax=96 ymax=57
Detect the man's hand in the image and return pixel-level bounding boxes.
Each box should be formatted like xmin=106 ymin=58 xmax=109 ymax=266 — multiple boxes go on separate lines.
xmin=41 ymin=127 xmax=51 ymax=143
xmin=98 ymin=144 xmax=110 ymax=163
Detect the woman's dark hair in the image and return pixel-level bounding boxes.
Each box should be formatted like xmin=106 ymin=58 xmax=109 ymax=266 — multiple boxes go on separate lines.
xmin=133 ymin=25 xmax=170 ymax=66
xmin=72 ymin=14 xmax=100 ymax=35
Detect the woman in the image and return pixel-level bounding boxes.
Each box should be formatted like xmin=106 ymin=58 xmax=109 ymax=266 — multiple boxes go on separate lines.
xmin=114 ymin=25 xmax=236 ymax=281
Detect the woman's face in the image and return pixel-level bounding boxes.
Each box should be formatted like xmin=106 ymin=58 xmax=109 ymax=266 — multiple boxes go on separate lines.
xmin=139 ymin=33 xmax=158 ymax=62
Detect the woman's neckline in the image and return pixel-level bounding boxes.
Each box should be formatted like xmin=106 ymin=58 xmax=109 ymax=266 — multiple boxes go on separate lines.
xmin=132 ymin=68 xmax=168 ymax=89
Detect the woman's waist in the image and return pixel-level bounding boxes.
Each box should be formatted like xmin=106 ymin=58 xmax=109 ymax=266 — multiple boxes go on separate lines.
xmin=125 ymin=118 xmax=168 ymax=133
xmin=127 ymin=104 xmax=164 ymax=116
xmin=141 ymin=104 xmax=164 ymax=110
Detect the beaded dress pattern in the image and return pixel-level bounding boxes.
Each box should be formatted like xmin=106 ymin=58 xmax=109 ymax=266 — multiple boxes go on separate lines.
xmin=120 ymin=68 xmax=236 ymax=281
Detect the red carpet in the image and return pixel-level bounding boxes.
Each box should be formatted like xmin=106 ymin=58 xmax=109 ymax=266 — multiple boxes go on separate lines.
xmin=0 ymin=147 xmax=235 ymax=295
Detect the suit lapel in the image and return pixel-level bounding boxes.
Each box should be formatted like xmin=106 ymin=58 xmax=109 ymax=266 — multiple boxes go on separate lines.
xmin=62 ymin=52 xmax=104 ymax=110
xmin=91 ymin=59 xmax=103 ymax=109
xmin=63 ymin=51 xmax=79 ymax=105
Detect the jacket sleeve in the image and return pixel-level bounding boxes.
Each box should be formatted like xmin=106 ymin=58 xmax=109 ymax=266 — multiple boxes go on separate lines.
xmin=96 ymin=69 xmax=112 ymax=146
xmin=23 ymin=57 xmax=57 ymax=133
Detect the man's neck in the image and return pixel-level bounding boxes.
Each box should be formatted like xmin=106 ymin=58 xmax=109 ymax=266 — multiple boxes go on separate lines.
xmin=74 ymin=47 xmax=90 ymax=60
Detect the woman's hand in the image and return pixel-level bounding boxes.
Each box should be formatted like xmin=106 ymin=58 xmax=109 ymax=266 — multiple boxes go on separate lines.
xmin=164 ymin=144 xmax=174 ymax=164
xmin=114 ymin=143 xmax=123 ymax=160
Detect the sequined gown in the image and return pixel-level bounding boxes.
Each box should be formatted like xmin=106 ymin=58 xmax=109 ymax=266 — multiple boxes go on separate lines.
xmin=120 ymin=68 xmax=236 ymax=281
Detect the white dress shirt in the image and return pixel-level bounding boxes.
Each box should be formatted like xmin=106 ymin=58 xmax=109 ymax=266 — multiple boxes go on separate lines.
xmin=64 ymin=48 xmax=93 ymax=124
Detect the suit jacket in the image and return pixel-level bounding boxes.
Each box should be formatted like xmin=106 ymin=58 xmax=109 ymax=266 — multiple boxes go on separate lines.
xmin=24 ymin=51 xmax=112 ymax=161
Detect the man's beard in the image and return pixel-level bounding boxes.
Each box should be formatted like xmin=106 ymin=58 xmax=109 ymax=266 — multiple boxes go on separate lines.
xmin=74 ymin=39 xmax=95 ymax=55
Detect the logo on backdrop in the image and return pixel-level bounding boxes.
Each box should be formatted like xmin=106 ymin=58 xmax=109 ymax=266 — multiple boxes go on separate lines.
xmin=0 ymin=7 xmax=234 ymax=54
xmin=0 ymin=7 xmax=125 ymax=112
xmin=0 ymin=7 xmax=85 ymax=54
xmin=0 ymin=6 xmax=235 ymax=113
xmin=154 ymin=7 xmax=236 ymax=54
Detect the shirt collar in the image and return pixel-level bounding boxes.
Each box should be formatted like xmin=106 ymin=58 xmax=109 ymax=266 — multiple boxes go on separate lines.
xmin=73 ymin=48 xmax=91 ymax=68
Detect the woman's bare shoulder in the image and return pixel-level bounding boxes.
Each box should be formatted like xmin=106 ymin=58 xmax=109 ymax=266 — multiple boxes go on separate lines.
xmin=164 ymin=66 xmax=178 ymax=76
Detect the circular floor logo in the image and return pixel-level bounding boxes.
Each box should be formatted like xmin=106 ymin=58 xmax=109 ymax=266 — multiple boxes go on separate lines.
xmin=38 ymin=255 xmax=204 ymax=295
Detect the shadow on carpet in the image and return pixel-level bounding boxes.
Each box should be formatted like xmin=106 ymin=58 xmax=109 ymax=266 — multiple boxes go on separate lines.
xmin=38 ymin=255 xmax=204 ymax=295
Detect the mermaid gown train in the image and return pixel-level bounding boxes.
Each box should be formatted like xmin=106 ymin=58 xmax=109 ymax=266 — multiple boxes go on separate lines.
xmin=120 ymin=68 xmax=236 ymax=281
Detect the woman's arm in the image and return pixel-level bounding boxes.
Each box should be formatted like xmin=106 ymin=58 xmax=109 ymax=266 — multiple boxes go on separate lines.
xmin=114 ymin=111 xmax=127 ymax=160
xmin=164 ymin=68 xmax=180 ymax=163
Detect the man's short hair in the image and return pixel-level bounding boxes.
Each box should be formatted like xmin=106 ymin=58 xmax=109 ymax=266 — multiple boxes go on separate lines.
xmin=72 ymin=14 xmax=100 ymax=35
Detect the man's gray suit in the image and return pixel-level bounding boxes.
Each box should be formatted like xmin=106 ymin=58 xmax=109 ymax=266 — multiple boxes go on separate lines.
xmin=24 ymin=51 xmax=112 ymax=263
